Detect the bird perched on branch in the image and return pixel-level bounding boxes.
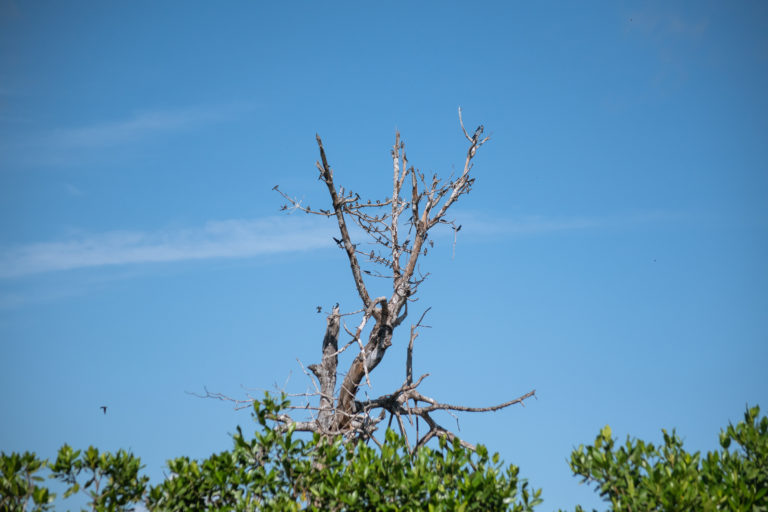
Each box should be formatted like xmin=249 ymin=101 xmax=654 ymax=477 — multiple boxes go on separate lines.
xmin=472 ymin=125 xmax=484 ymax=142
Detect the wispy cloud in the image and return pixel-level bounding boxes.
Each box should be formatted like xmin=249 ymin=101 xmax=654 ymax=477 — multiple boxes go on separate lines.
xmin=0 ymin=286 xmax=83 ymax=309
xmin=460 ymin=214 xmax=601 ymax=236
xmin=1 ymin=102 xmax=257 ymax=168
xmin=46 ymin=103 xmax=255 ymax=149
xmin=627 ymin=10 xmax=709 ymax=38
xmin=0 ymin=216 xmax=334 ymax=279
xmin=454 ymin=210 xmax=682 ymax=237
xmin=623 ymin=7 xmax=711 ymax=93
xmin=0 ymin=211 xmax=679 ymax=280
xmin=63 ymin=183 xmax=84 ymax=196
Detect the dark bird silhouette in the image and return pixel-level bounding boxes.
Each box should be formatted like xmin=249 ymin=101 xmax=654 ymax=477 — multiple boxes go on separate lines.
xmin=316 ymin=306 xmax=322 ymax=313
xmin=473 ymin=125 xmax=484 ymax=142
xmin=333 ymin=237 xmax=343 ymax=247
xmin=272 ymin=185 xmax=279 ymax=191
xmin=100 ymin=406 xmax=107 ymax=415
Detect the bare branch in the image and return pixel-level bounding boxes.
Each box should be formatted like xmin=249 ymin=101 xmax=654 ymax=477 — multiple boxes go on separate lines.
xmin=349 ymin=296 xmax=387 ymax=388
xmin=458 ymin=107 xmax=472 ymax=142
xmin=187 ymin=387 xmax=255 ymax=411
xmin=309 ymin=303 xmax=340 ymax=431
xmin=409 ymin=389 xmax=537 ymax=415
xmin=417 ymin=413 xmax=476 ymax=452
xmin=204 ymin=114 xmax=535 ymax=451
xmin=316 ymin=135 xmax=372 ymax=309
xmin=406 ymin=307 xmax=431 ymax=385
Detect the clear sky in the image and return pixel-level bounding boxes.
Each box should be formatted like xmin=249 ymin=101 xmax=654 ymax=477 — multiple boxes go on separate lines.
xmin=1 ymin=1 xmax=767 ymax=510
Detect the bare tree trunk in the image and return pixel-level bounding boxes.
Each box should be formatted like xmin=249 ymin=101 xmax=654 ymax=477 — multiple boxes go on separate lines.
xmin=308 ymin=303 xmax=339 ymax=432
xmin=206 ymin=110 xmax=537 ymax=449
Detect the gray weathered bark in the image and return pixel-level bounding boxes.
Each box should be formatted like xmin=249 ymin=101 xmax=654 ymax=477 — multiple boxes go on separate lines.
xmin=266 ymin=110 xmax=535 ymax=449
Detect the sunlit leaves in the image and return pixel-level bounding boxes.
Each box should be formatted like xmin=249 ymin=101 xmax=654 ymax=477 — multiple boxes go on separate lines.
xmin=0 ymin=393 xmax=541 ymax=511
xmin=149 ymin=394 xmax=541 ymax=511
xmin=0 ymin=451 xmax=53 ymax=511
xmin=566 ymin=405 xmax=768 ymax=512
xmin=6 ymin=397 xmax=763 ymax=511
xmin=49 ymin=444 xmax=149 ymax=510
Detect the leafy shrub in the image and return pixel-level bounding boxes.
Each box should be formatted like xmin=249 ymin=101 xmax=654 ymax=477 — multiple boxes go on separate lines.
xmin=567 ymin=405 xmax=767 ymax=512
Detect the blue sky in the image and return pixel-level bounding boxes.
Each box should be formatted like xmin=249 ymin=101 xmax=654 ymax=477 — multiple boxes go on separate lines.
xmin=1 ymin=1 xmax=767 ymax=509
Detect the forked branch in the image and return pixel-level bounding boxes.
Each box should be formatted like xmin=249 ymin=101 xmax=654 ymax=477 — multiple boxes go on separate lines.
xmin=210 ymin=110 xmax=535 ymax=451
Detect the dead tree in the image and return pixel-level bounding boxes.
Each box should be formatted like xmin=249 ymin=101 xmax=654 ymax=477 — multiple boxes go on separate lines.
xmin=206 ymin=109 xmax=535 ymax=452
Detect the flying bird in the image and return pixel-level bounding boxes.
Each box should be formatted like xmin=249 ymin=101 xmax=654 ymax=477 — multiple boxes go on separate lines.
xmin=316 ymin=306 xmax=322 ymax=313
xmin=100 ymin=406 xmax=107 ymax=415
xmin=333 ymin=237 xmax=343 ymax=247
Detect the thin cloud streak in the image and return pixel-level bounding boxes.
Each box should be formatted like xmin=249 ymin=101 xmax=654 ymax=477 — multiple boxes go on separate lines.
xmin=463 ymin=215 xmax=601 ymax=235
xmin=2 ymin=102 xmax=258 ymax=169
xmin=456 ymin=210 xmax=683 ymax=236
xmin=0 ymin=211 xmax=677 ymax=279
xmin=47 ymin=103 xmax=256 ymax=149
xmin=0 ymin=216 xmax=334 ymax=279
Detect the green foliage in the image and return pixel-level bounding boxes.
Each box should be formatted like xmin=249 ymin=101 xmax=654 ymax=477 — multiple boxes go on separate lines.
xmin=0 ymin=451 xmax=53 ymax=512
xmin=567 ymin=405 xmax=768 ymax=512
xmin=5 ymin=399 xmax=764 ymax=511
xmin=148 ymin=393 xmax=541 ymax=511
xmin=1 ymin=393 xmax=539 ymax=511
xmin=48 ymin=444 xmax=149 ymax=511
